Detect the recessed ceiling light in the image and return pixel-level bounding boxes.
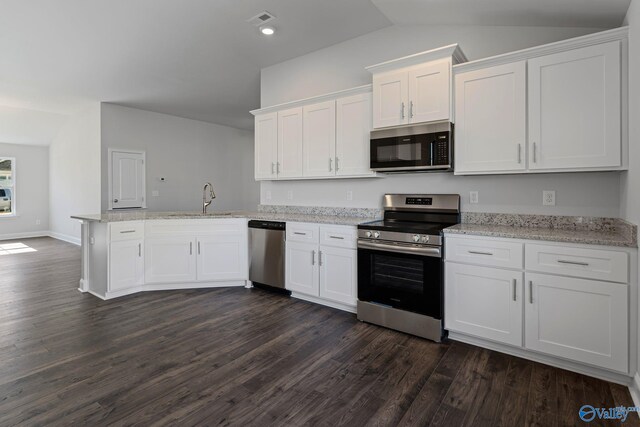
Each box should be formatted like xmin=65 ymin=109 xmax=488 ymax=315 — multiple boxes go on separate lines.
xmin=260 ymin=26 xmax=275 ymax=36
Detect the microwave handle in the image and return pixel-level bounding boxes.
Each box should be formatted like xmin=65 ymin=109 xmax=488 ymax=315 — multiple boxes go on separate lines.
xmin=430 ymin=142 xmax=434 ymax=166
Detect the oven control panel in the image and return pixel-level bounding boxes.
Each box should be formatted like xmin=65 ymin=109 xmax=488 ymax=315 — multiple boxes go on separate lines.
xmin=358 ymin=229 xmax=441 ymax=246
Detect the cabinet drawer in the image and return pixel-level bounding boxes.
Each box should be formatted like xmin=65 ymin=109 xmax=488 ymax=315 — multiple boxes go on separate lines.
xmin=320 ymin=225 xmax=357 ymax=249
xmin=110 ymin=221 xmax=144 ymax=242
xmin=445 ymin=236 xmax=523 ymax=269
xmin=286 ymin=223 xmax=319 ymax=244
xmin=525 ymin=244 xmax=628 ymax=284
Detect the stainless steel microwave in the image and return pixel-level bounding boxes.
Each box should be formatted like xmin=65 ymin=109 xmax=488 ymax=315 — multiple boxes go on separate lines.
xmin=370 ymin=122 xmax=453 ymax=173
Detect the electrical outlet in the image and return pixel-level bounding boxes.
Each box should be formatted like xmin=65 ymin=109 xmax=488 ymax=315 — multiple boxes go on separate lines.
xmin=265 ymin=190 xmax=272 ymax=200
xmin=346 ymin=191 xmax=353 ymax=201
xmin=469 ymin=191 xmax=479 ymax=204
xmin=287 ymin=190 xmax=293 ymax=200
xmin=35 ymin=219 xmax=41 ymax=225
xmin=543 ymin=190 xmax=556 ymax=206
xmin=152 ymin=190 xmax=160 ymax=197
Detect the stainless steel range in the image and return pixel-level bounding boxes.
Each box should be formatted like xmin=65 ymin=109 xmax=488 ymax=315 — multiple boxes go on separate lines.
xmin=357 ymin=194 xmax=460 ymax=342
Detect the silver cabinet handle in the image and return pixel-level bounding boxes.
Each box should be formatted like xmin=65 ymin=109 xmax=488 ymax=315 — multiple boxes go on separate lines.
xmin=276 ymin=162 xmax=280 ymax=174
xmin=468 ymin=250 xmax=493 ymax=256
xmin=335 ymin=157 xmax=340 ymax=171
xmin=198 ymin=241 xmax=201 ymax=255
xmin=190 ymin=242 xmax=193 ymax=255
xmin=271 ymin=162 xmax=275 ymax=174
xmin=532 ymin=142 xmax=537 ymax=163
xmin=529 ymin=281 xmax=533 ymax=304
xmin=517 ymin=143 xmax=522 ymax=164
xmin=512 ymin=279 xmax=517 ymax=301
xmin=319 ymin=250 xmax=323 ymax=266
xmin=138 ymin=243 xmax=141 ymax=257
xmin=329 ymin=158 xmax=333 ymax=172
xmin=329 ymin=236 xmax=344 ymax=240
xmin=557 ymin=259 xmax=589 ymax=266
xmin=120 ymin=230 xmax=136 ymax=234
xmin=294 ymin=232 xmax=307 ymax=236
xmin=409 ymin=101 xmax=414 ymax=118
xmin=401 ymin=102 xmax=405 ymax=119
xmin=311 ymin=250 xmax=315 ymax=265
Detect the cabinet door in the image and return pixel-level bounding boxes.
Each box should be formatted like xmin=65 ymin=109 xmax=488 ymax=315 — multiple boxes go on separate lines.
xmin=254 ymin=112 xmax=278 ymax=180
xmin=109 ymin=239 xmax=144 ymax=291
xmin=319 ymin=246 xmax=357 ymax=306
xmin=277 ymin=107 xmax=304 ymax=178
xmin=528 ymin=41 xmax=621 ymax=170
xmin=454 ymin=61 xmax=527 ymax=173
xmin=336 ymin=92 xmax=374 ymax=176
xmin=303 ymin=101 xmax=336 ymax=177
xmin=145 ymin=237 xmax=197 ymax=284
xmin=197 ymin=234 xmax=248 ymax=282
xmin=445 ymin=263 xmax=523 ymax=347
xmin=525 ymin=273 xmax=628 ymax=373
xmin=286 ymin=241 xmax=319 ymax=296
xmin=408 ymin=59 xmax=451 ymax=124
xmin=372 ymin=70 xmax=408 ymax=129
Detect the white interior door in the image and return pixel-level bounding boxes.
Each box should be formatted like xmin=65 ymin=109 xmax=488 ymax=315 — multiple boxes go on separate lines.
xmin=303 ymin=101 xmax=336 ymax=177
xmin=408 ymin=59 xmax=451 ymax=123
xmin=111 ymin=150 xmax=145 ymax=209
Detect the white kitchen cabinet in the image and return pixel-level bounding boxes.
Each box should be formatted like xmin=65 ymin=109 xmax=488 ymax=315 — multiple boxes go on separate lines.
xmin=408 ymin=59 xmax=451 ymax=124
xmin=286 ymin=240 xmax=319 ymax=296
xmin=286 ymin=223 xmax=358 ymax=310
xmin=319 ymin=245 xmax=357 ymax=306
xmin=454 ymin=61 xmax=527 ymax=174
xmin=445 ymin=263 xmax=523 ymax=347
xmin=145 ymin=236 xmax=197 ymax=284
xmin=196 ymin=234 xmax=248 ymax=282
xmin=303 ymin=100 xmax=336 ymax=178
xmin=254 ymin=112 xmax=278 ymax=180
xmin=109 ymin=239 xmax=144 ymax=291
xmin=524 ymin=272 xmax=628 ymax=373
xmin=528 ymin=41 xmax=621 ymax=171
xmin=336 ymin=92 xmax=374 ymax=177
xmin=372 ymin=70 xmax=408 ymax=129
xmin=277 ymin=107 xmax=303 ymax=178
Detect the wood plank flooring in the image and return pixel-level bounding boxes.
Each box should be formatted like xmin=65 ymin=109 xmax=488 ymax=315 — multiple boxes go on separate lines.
xmin=0 ymin=237 xmax=637 ymax=426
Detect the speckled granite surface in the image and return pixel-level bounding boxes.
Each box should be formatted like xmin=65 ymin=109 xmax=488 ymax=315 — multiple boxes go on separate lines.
xmin=257 ymin=204 xmax=383 ymax=218
xmin=445 ymin=213 xmax=637 ymax=248
xmin=72 ymin=209 xmax=381 ymax=227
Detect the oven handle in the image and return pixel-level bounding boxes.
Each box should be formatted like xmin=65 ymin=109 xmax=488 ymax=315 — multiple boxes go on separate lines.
xmin=357 ymin=240 xmax=441 ymax=258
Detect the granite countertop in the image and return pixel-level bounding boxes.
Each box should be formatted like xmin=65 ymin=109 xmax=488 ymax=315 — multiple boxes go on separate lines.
xmin=444 ymin=213 xmax=637 ymax=248
xmin=71 ymin=210 xmax=380 ymax=227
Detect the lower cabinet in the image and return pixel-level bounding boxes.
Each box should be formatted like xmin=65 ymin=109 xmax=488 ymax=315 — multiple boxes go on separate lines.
xmin=286 ymin=223 xmax=357 ymax=309
xmin=525 ymin=272 xmax=628 ymax=373
xmin=444 ymin=234 xmax=631 ymax=375
xmin=445 ymin=263 xmax=523 ymax=346
xmin=109 ymin=239 xmax=144 ymax=291
xmin=145 ymin=236 xmax=197 ymax=284
xmin=196 ymin=234 xmax=248 ymax=281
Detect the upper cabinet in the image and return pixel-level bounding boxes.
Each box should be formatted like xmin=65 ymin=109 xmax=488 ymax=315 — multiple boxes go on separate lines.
xmin=367 ymin=44 xmax=467 ymax=129
xmin=251 ymin=86 xmax=378 ymax=181
xmin=454 ymin=28 xmax=627 ymax=175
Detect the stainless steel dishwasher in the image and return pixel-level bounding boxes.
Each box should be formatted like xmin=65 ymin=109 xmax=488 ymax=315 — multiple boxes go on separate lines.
xmin=248 ymin=220 xmax=286 ymax=290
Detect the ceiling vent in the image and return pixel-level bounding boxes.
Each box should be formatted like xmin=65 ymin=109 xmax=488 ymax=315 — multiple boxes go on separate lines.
xmin=247 ymin=11 xmax=276 ymax=27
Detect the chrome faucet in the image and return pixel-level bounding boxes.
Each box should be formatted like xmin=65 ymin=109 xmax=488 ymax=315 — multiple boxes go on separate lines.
xmin=202 ymin=182 xmax=216 ymax=214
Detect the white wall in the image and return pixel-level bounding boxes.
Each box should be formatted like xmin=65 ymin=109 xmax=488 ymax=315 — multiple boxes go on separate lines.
xmin=100 ymin=104 xmax=259 ymax=212
xmin=259 ymin=24 xmax=623 ymax=217
xmin=0 ymin=143 xmax=49 ymax=239
xmin=50 ymin=104 xmax=102 ymax=243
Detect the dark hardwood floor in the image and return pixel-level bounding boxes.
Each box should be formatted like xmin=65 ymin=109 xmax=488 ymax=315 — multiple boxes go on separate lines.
xmin=0 ymin=237 xmax=637 ymax=426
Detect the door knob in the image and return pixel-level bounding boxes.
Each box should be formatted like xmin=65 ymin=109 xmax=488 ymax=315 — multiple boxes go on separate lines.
xmin=113 ymin=199 xmax=118 ymax=203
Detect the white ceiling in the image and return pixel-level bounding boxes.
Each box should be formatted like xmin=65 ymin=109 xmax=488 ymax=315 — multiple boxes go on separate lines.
xmin=0 ymin=0 xmax=630 ymax=137
xmin=371 ymin=0 xmax=630 ymax=28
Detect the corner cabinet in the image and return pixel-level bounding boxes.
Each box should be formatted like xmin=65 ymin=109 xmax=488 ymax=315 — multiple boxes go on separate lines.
xmin=285 ymin=222 xmax=358 ymax=312
xmin=367 ymin=44 xmax=467 ymax=129
xmin=444 ymin=234 xmax=634 ymax=379
xmin=454 ymin=28 xmax=627 ymax=175
xmin=251 ymin=86 xmax=378 ymax=181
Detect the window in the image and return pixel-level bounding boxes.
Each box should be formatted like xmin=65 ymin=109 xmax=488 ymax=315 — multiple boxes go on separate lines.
xmin=0 ymin=158 xmax=15 ymax=216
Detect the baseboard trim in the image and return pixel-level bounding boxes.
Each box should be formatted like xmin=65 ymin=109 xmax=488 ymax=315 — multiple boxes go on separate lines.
xmin=629 ymin=372 xmax=640 ymax=408
xmin=449 ymin=331 xmax=633 ymax=386
xmin=0 ymin=231 xmax=49 ymax=241
xmin=48 ymin=231 xmax=81 ymax=245
xmin=290 ymin=292 xmax=356 ymax=314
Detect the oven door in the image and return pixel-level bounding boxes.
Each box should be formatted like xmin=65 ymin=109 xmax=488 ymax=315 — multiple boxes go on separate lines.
xmin=357 ymin=240 xmax=442 ymax=318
